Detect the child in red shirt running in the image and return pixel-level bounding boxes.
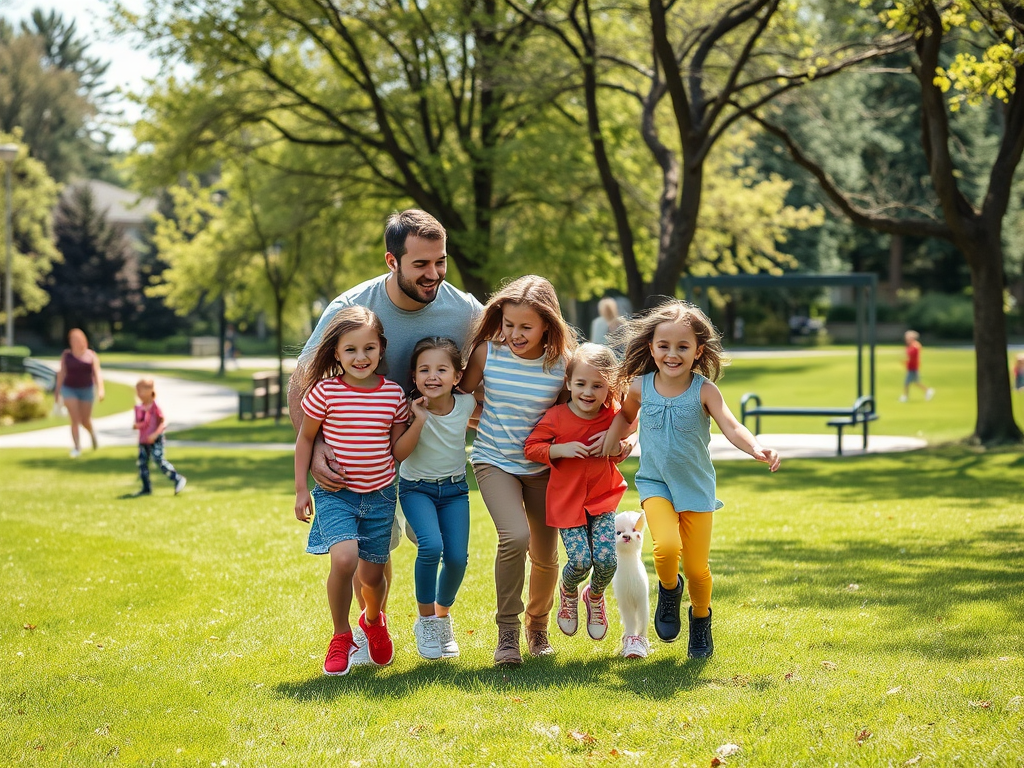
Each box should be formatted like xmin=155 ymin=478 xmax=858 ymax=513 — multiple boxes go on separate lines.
xmin=900 ymin=330 xmax=935 ymax=402
xmin=525 ymin=343 xmax=632 ymax=644
xmin=132 ymin=378 xmax=187 ymax=497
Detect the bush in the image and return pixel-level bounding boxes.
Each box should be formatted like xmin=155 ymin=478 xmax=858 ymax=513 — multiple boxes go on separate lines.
xmin=745 ymin=315 xmax=791 ymax=346
xmin=0 ymin=345 xmax=32 ymax=357
xmin=904 ymin=293 xmax=974 ymax=340
xmin=0 ymin=374 xmax=48 ymax=425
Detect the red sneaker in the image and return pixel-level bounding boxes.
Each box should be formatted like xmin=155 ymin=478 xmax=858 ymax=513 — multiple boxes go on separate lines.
xmin=323 ymin=631 xmax=358 ymax=676
xmin=358 ymin=610 xmax=395 ymax=666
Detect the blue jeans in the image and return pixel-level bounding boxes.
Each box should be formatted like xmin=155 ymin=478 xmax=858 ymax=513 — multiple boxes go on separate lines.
xmin=399 ymin=476 xmax=471 ymax=608
xmin=560 ymin=512 xmax=617 ymax=597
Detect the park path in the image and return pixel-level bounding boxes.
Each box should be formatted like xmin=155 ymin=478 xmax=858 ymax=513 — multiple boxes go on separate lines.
xmin=0 ymin=354 xmax=926 ymax=458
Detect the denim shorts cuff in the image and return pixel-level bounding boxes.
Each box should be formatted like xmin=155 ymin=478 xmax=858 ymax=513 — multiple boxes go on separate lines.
xmin=358 ymin=550 xmax=389 ymax=565
xmin=305 ymin=532 xmax=358 ymax=555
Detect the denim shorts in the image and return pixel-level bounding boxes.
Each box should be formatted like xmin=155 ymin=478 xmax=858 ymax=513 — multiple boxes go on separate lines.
xmin=306 ymin=484 xmax=398 ymax=564
xmin=904 ymin=370 xmax=920 ymax=386
xmin=61 ymin=385 xmax=94 ymax=402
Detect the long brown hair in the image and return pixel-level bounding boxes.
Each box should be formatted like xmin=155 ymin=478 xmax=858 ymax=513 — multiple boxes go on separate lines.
xmin=408 ymin=336 xmax=464 ymax=397
xmin=566 ymin=343 xmax=625 ymax=409
xmin=468 ymin=275 xmax=577 ymax=372
xmin=614 ymin=300 xmax=727 ymax=385
xmin=297 ymin=306 xmax=387 ymax=397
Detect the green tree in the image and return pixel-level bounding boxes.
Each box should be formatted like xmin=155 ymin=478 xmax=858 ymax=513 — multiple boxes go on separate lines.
xmin=0 ymin=132 xmax=60 ymax=329
xmin=0 ymin=18 xmax=106 ymax=181
xmin=521 ymin=0 xmax=907 ymax=308
xmin=47 ymin=183 xmax=140 ymax=333
xmin=755 ymin=1 xmax=1023 ymax=445
xmin=123 ymin=0 xmax=608 ymax=300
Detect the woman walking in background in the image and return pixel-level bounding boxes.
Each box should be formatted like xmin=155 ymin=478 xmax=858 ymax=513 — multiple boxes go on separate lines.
xmin=53 ymin=328 xmax=104 ymax=457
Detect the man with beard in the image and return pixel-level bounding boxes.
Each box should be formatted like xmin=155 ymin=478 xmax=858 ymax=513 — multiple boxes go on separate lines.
xmin=288 ymin=209 xmax=482 ymax=662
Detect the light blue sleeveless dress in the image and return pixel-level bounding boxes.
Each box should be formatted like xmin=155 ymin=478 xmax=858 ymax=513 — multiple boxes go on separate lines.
xmin=635 ymin=372 xmax=723 ymax=513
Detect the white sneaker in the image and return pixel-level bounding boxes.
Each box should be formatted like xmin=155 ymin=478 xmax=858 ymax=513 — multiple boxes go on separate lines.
xmin=175 ymin=476 xmax=188 ymax=494
xmin=897 ymin=395 xmax=908 ymax=403
xmin=556 ymin=584 xmax=579 ymax=636
xmin=621 ymin=635 xmax=650 ymax=659
xmin=436 ymin=614 xmax=460 ymax=658
xmin=413 ymin=616 xmax=443 ymax=660
xmin=69 ymin=448 xmax=81 ymax=458
xmin=925 ymin=388 xmax=935 ymax=401
xmin=350 ymin=626 xmax=371 ymax=666
xmin=582 ymin=585 xmax=608 ymax=641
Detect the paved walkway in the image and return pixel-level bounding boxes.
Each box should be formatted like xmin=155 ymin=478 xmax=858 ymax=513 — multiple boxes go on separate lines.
xmin=0 ymin=354 xmax=926 ymax=458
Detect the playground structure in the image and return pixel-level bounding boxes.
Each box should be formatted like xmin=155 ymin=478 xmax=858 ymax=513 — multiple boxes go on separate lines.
xmin=681 ymin=273 xmax=879 ymax=456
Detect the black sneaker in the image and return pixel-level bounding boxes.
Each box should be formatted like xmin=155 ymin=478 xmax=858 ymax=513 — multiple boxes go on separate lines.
xmin=687 ymin=606 xmax=713 ymax=658
xmin=654 ymin=576 xmax=683 ymax=642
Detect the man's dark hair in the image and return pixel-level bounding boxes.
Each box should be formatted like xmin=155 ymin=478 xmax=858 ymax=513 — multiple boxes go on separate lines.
xmin=384 ymin=209 xmax=446 ymax=261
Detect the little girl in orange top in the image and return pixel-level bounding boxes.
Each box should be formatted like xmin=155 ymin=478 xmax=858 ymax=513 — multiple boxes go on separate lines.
xmin=525 ymin=343 xmax=629 ymax=644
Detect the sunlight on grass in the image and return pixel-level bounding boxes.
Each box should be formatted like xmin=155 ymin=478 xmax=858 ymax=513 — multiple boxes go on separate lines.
xmin=1 ymin=445 xmax=1021 ymax=766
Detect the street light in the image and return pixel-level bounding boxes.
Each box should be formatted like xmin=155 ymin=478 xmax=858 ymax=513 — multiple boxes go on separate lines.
xmin=0 ymin=142 xmax=18 ymax=348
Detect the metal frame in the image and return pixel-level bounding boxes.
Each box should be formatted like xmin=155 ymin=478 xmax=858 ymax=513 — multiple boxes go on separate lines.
xmin=679 ymin=273 xmax=878 ymax=407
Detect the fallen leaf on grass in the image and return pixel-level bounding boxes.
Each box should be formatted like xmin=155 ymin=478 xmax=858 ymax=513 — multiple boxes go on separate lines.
xmin=846 ymin=583 xmax=860 ymax=591
xmin=969 ymin=700 xmax=991 ymax=709
xmin=904 ymin=756 xmax=921 ymax=766
xmin=784 ymin=672 xmax=795 ymax=681
xmin=408 ymin=724 xmax=426 ymax=737
xmin=510 ymin=696 xmax=524 ymax=703
xmin=466 ymin=630 xmax=474 ymax=635
xmin=23 ymin=624 xmax=36 ymax=630
xmin=856 ymin=729 xmax=871 ymax=745
xmin=730 ymin=675 xmax=750 ymax=687
xmin=710 ymin=759 xmax=723 ymax=767
xmin=715 ymin=744 xmax=740 ymax=758
xmin=998 ymin=656 xmax=1011 ymax=661
xmin=886 ymin=686 xmax=902 ymax=695
xmin=821 ymin=661 xmax=838 ymax=671
xmin=569 ymin=730 xmax=596 ymax=745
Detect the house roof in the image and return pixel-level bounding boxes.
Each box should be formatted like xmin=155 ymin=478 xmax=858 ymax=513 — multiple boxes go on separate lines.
xmin=63 ymin=179 xmax=158 ymax=227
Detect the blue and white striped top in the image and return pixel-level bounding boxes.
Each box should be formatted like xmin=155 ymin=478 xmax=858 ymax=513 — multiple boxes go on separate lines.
xmin=470 ymin=342 xmax=566 ymax=475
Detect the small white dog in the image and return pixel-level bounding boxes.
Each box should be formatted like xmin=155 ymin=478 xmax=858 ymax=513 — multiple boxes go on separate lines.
xmin=611 ymin=510 xmax=651 ymax=658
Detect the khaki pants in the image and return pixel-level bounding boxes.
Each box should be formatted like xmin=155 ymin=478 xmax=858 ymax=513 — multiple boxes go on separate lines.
xmin=473 ymin=463 xmax=558 ymax=631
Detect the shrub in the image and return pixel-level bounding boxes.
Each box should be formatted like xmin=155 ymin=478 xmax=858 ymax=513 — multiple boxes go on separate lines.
xmin=904 ymin=293 xmax=974 ymax=340
xmin=0 ymin=374 xmax=48 ymax=424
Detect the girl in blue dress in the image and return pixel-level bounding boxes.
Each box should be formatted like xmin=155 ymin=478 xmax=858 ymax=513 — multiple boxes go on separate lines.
xmin=603 ymin=301 xmax=780 ymax=658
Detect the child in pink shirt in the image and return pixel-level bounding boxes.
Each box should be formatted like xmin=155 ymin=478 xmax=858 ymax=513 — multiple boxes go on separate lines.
xmin=132 ymin=378 xmax=187 ymax=496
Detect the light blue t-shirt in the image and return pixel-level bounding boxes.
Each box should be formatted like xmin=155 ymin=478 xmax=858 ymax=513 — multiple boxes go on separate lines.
xmin=635 ymin=371 xmax=723 ymax=513
xmin=469 ymin=342 xmax=566 ymax=475
xmin=300 ymin=274 xmax=483 ymax=392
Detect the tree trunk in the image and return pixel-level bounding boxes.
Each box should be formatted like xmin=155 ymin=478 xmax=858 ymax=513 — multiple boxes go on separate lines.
xmin=964 ymin=236 xmax=1022 ymax=444
xmin=275 ymin=298 xmax=285 ymax=424
xmin=648 ymin=155 xmax=702 ymax=299
xmin=888 ymin=234 xmax=903 ymax=302
xmin=217 ymin=296 xmax=227 ymax=378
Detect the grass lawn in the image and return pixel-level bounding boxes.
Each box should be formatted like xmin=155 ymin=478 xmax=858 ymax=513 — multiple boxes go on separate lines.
xmin=1 ymin=445 xmax=1022 ymax=766
xmin=0 ymin=379 xmax=137 ymax=437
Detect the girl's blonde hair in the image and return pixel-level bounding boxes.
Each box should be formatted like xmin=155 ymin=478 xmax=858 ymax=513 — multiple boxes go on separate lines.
xmin=469 ymin=275 xmax=577 ymax=372
xmin=615 ymin=300 xmax=727 ymax=385
xmin=409 ymin=336 xmax=464 ymax=397
xmin=136 ymin=377 xmax=156 ymax=396
xmin=566 ymin=342 xmax=625 ymax=409
xmin=297 ymin=306 xmax=387 ymax=397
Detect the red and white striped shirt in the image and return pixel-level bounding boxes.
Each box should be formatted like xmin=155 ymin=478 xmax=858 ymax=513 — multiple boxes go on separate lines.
xmin=300 ymin=375 xmax=409 ymax=492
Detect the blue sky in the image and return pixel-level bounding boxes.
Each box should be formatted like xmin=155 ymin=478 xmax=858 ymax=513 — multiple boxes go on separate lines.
xmin=5 ymin=0 xmax=159 ymax=150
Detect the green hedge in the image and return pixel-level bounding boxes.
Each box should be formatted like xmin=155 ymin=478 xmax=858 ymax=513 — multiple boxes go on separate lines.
xmin=904 ymin=293 xmax=974 ymax=340
xmin=0 ymin=374 xmax=48 ymax=424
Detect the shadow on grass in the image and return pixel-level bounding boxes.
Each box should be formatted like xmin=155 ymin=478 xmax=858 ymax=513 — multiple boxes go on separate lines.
xmin=274 ymin=655 xmax=712 ymax=702
xmin=715 ymin=523 xmax=1024 ymax=660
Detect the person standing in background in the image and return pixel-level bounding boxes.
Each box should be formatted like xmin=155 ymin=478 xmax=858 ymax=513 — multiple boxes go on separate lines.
xmin=53 ymin=328 xmax=104 ymax=458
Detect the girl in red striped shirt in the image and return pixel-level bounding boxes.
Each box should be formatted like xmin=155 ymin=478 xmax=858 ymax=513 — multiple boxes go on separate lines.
xmin=294 ymin=306 xmax=410 ymax=676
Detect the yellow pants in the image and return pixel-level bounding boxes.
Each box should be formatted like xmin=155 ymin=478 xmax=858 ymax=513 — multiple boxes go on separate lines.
xmin=641 ymin=496 xmax=713 ymax=618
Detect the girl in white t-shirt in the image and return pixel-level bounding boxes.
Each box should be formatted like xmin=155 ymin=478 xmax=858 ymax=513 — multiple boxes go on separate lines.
xmin=392 ymin=337 xmax=478 ymax=660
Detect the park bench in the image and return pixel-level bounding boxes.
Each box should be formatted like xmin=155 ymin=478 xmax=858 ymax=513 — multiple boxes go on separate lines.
xmin=0 ymin=355 xmax=57 ymax=392
xmin=238 ymin=370 xmax=284 ymax=420
xmin=739 ymin=393 xmax=878 ymax=456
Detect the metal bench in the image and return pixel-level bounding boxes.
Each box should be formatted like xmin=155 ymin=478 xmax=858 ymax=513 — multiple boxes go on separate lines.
xmin=740 ymin=393 xmax=878 ymax=456
xmin=0 ymin=355 xmax=57 ymax=392
xmin=239 ymin=371 xmax=283 ymax=420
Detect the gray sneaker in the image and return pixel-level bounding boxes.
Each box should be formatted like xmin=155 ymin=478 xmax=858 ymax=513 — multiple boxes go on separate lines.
xmin=350 ymin=626 xmax=371 ymax=666
xmin=436 ymin=615 xmax=460 ymax=658
xmin=414 ymin=617 xmax=443 ymax=660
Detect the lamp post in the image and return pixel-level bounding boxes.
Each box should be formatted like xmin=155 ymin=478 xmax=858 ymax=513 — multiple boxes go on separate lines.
xmin=0 ymin=143 xmax=18 ymax=348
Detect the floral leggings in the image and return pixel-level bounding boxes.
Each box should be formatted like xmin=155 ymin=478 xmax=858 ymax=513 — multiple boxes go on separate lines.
xmin=559 ymin=512 xmax=617 ymax=597
xmin=137 ymin=436 xmax=181 ymax=491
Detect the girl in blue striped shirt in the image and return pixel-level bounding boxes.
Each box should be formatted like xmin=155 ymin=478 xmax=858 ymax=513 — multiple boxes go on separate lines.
xmin=461 ymin=275 xmax=577 ymax=666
